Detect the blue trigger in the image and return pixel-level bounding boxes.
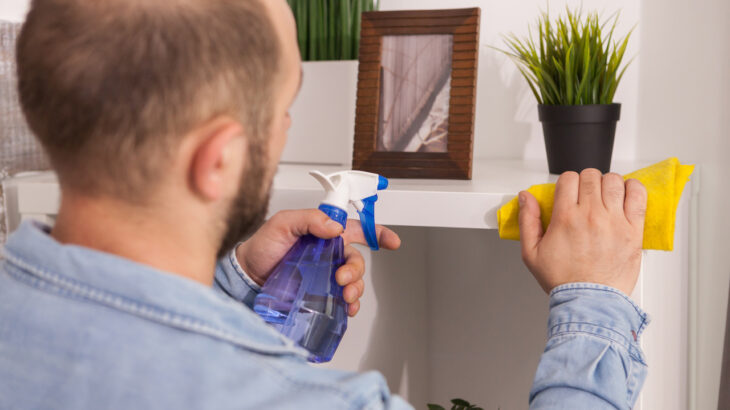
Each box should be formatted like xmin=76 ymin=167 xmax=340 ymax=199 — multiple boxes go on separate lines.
xmin=357 ymin=194 xmax=380 ymax=251
xmin=377 ymin=175 xmax=389 ymax=190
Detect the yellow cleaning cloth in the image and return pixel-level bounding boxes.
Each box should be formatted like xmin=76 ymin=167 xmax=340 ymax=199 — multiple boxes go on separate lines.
xmin=497 ymin=158 xmax=695 ymax=251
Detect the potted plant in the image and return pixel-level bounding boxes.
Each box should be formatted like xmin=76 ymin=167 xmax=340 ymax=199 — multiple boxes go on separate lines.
xmin=501 ymin=8 xmax=633 ymax=174
xmin=281 ymin=0 xmax=379 ymax=165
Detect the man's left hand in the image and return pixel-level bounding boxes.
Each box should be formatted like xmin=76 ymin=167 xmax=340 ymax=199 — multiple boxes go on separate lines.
xmin=235 ymin=209 xmax=401 ymax=317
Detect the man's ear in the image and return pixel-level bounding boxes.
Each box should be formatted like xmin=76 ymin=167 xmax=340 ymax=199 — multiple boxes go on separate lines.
xmin=188 ymin=117 xmax=246 ymax=201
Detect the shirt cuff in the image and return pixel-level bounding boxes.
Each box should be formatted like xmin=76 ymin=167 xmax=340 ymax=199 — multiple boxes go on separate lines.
xmin=548 ymin=282 xmax=651 ymax=364
xmin=227 ymin=244 xmax=261 ymax=292
xmin=213 ymin=243 xmax=262 ymax=307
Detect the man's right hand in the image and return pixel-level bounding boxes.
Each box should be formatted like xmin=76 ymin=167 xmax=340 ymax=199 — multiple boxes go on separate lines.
xmin=518 ymin=169 xmax=648 ymax=296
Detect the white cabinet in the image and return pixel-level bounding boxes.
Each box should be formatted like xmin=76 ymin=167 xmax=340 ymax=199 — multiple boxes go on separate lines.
xmin=1 ymin=159 xmax=697 ymax=409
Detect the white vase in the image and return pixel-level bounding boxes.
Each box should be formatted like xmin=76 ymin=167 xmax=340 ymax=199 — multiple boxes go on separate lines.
xmin=280 ymin=60 xmax=359 ymax=166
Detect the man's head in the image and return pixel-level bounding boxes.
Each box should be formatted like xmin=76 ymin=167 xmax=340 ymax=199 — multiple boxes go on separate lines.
xmin=16 ymin=0 xmax=302 ymax=257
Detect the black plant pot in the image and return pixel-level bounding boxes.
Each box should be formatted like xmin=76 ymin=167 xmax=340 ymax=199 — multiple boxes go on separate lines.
xmin=538 ymin=103 xmax=621 ymax=174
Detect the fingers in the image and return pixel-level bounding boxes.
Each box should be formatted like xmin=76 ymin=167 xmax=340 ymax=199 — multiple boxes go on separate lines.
xmin=271 ymin=209 xmax=343 ymax=240
xmin=335 ymin=246 xmax=365 ymax=309
xmin=336 ymin=245 xmax=365 ymax=286
xmin=342 ymin=220 xmax=402 ymax=250
xmin=337 ymin=245 xmax=367 ymax=316
xmin=578 ymin=168 xmax=603 ymax=208
xmin=274 ymin=210 xmax=403 ymax=250
xmin=553 ymin=171 xmax=579 ymax=217
xmin=335 ymin=246 xmax=365 ymax=316
xmin=624 ymin=178 xmax=648 ymax=230
xmin=347 ymin=300 xmax=361 ymax=317
xmin=518 ymin=190 xmax=543 ymax=262
xmin=601 ymin=173 xmax=625 ymax=212
xmin=343 ymin=280 xmax=364 ymax=304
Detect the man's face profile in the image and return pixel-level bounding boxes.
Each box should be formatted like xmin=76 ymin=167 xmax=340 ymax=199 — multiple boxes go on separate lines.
xmin=217 ymin=138 xmax=272 ymax=258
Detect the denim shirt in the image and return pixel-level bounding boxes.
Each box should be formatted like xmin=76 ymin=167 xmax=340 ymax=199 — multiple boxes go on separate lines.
xmin=0 ymin=221 xmax=649 ymax=409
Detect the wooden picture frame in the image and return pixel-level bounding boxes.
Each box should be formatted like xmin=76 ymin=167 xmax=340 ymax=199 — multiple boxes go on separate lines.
xmin=352 ymin=8 xmax=480 ymax=179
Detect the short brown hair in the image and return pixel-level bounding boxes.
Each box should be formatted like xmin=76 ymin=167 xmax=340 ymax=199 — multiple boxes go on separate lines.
xmin=16 ymin=0 xmax=281 ymax=199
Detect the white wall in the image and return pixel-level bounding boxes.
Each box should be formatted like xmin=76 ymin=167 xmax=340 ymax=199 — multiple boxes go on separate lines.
xmin=0 ymin=0 xmax=27 ymax=22
xmin=636 ymin=1 xmax=730 ymax=408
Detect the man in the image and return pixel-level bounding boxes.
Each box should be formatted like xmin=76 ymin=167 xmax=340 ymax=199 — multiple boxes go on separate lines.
xmin=0 ymin=0 xmax=649 ymax=409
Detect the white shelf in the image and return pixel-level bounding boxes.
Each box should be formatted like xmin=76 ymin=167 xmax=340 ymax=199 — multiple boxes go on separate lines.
xmin=272 ymin=159 xmax=552 ymax=229
xmin=274 ymin=159 xmax=649 ymax=229
xmin=5 ymin=159 xmax=651 ymax=231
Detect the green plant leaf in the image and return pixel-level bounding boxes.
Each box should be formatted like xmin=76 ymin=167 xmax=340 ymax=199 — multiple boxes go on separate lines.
xmin=287 ymin=0 xmax=377 ymax=61
xmin=294 ymin=0 xmax=307 ymax=59
xmin=564 ymin=43 xmax=574 ymax=104
xmin=427 ymin=405 xmax=446 ymax=410
xmin=516 ymin=65 xmax=543 ymax=104
xmin=497 ymin=4 xmax=634 ymax=105
xmin=574 ymin=33 xmax=591 ymax=104
xmin=341 ymin=1 xmax=351 ymax=58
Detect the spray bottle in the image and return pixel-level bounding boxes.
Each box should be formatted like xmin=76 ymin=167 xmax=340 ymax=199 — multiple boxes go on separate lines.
xmin=253 ymin=170 xmax=388 ymax=363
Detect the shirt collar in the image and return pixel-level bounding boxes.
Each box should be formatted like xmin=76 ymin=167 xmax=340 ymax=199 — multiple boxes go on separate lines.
xmin=2 ymin=220 xmax=306 ymax=358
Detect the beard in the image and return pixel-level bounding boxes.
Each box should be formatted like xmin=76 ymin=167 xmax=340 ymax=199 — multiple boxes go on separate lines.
xmin=216 ymin=138 xmax=274 ymax=258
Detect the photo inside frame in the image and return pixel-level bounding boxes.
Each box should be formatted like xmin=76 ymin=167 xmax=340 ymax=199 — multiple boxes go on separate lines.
xmin=377 ymin=34 xmax=453 ymax=153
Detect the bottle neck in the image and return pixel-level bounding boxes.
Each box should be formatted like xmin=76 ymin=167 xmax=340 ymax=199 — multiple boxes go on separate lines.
xmin=318 ymin=204 xmax=347 ymax=229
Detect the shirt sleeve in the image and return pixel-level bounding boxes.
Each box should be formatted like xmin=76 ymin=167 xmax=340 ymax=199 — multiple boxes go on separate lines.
xmin=530 ymin=283 xmax=651 ymax=410
xmin=213 ymin=244 xmax=262 ymax=309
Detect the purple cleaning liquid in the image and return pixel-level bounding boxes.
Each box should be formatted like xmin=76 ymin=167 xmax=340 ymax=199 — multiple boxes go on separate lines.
xmin=253 ymin=205 xmax=347 ymax=363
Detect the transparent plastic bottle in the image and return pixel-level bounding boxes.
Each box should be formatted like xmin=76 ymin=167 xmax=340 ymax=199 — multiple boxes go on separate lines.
xmin=253 ymin=205 xmax=348 ymax=363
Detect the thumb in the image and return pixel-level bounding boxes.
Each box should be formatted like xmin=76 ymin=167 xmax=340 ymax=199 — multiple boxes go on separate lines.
xmin=276 ymin=209 xmax=344 ymax=240
xmin=518 ymin=191 xmax=543 ymax=261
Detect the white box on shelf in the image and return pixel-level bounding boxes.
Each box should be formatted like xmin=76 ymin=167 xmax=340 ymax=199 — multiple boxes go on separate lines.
xmin=280 ymin=60 xmax=359 ymax=166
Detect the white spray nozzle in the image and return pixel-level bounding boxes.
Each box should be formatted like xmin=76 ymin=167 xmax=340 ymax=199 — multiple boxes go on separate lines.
xmin=309 ymin=170 xmax=389 ymax=250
